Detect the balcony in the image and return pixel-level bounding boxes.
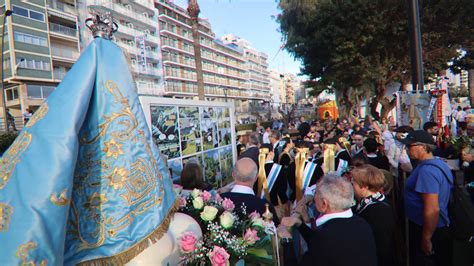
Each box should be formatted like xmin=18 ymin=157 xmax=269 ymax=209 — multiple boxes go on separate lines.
xmin=51 ymin=45 xmax=79 ymax=61
xmin=131 ymin=65 xmax=161 ymax=76
xmin=47 ymin=0 xmax=77 ymax=20
xmin=136 ymin=82 xmax=161 ymax=95
xmin=49 ymin=22 xmax=77 ymax=38
xmin=53 ymin=69 xmax=68 ymax=80
xmin=117 ymin=24 xmax=160 ymax=45
xmin=90 ymin=0 xmax=156 ymax=28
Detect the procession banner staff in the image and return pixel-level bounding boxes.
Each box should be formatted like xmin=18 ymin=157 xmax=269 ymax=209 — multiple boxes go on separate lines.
xmin=258 ymin=148 xmax=271 ymax=202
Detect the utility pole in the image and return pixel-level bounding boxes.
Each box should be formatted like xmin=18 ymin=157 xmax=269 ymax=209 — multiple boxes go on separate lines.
xmin=188 ymin=0 xmax=205 ymax=100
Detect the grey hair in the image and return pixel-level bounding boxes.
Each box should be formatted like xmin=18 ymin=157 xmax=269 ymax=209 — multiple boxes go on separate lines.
xmin=249 ymin=132 xmax=261 ymax=146
xmin=423 ymin=144 xmax=436 ymax=154
xmin=316 ymin=174 xmax=355 ymax=211
xmin=232 ymin=158 xmax=258 ymax=183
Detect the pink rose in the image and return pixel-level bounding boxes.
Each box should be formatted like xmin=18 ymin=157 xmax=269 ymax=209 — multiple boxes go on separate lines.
xmin=208 ymin=246 xmax=230 ymax=266
xmin=180 ymin=231 xmax=197 ymax=253
xmin=214 ymin=193 xmax=223 ymax=202
xmin=202 ymin=191 xmax=212 ymax=202
xmin=243 ymin=228 xmax=260 ymax=245
xmin=248 ymin=211 xmax=260 ymax=220
xmin=179 ymin=197 xmax=187 ymax=208
xmin=221 ymin=198 xmax=235 ymax=211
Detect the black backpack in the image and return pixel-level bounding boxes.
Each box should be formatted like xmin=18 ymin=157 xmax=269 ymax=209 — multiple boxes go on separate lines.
xmin=426 ymin=163 xmax=474 ymax=242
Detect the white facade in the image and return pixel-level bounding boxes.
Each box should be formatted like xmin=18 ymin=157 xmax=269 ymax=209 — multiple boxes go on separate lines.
xmin=81 ymin=0 xmax=164 ymax=95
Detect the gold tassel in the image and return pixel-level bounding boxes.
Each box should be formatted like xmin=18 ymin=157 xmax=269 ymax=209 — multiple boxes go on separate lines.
xmin=323 ymin=144 xmax=336 ymax=174
xmin=257 ymin=148 xmax=271 ymax=202
xmin=295 ymin=147 xmax=308 ymax=201
xmin=77 ymin=199 xmax=180 ymax=266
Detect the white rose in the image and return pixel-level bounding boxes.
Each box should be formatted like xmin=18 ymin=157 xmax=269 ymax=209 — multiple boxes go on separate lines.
xmin=191 ymin=189 xmax=201 ymax=199
xmin=192 ymin=197 xmax=204 ymax=210
xmin=200 ymin=206 xmax=218 ymax=221
xmin=219 ymin=211 xmax=235 ymax=229
xmin=252 ymin=217 xmax=265 ymax=228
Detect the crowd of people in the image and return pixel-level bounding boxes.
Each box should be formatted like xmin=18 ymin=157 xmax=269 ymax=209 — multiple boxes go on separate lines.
xmin=176 ymin=111 xmax=474 ymax=266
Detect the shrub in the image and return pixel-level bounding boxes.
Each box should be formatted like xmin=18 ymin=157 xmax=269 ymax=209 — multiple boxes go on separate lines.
xmin=0 ymin=132 xmax=18 ymax=154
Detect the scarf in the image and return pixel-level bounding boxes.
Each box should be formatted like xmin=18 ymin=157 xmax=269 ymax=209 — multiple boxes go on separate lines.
xmin=355 ymin=192 xmax=386 ymax=214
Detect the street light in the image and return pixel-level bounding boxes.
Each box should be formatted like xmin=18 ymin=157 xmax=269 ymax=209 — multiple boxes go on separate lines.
xmin=1 ymin=9 xmax=13 ymax=132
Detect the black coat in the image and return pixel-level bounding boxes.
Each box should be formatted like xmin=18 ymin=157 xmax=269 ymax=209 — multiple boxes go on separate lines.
xmin=357 ymin=201 xmax=397 ymax=266
xmin=284 ymin=216 xmax=377 ymax=266
xmin=239 ymin=146 xmax=259 ymax=168
xmin=220 ymin=191 xmax=279 ymax=225
xmin=367 ymin=153 xmax=390 ymax=171
xmin=287 ymin=160 xmax=324 ymax=202
xmin=252 ymin=163 xmax=288 ymax=205
xmin=335 ymin=150 xmax=352 ymax=169
xmin=264 ymin=162 xmax=288 ymax=205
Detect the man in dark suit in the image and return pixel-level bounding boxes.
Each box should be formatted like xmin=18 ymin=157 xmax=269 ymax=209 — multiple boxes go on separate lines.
xmin=269 ymin=130 xmax=283 ymax=162
xmin=279 ymin=174 xmax=377 ymax=266
xmin=221 ymin=158 xmax=279 ymax=224
xmin=239 ymin=132 xmax=260 ymax=167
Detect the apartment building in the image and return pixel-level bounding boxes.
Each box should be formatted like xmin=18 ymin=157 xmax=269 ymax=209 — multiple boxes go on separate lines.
xmin=0 ymin=0 xmax=80 ymax=128
xmin=85 ymin=0 xmax=162 ymax=95
xmin=220 ymin=34 xmax=271 ymax=101
xmin=155 ymin=0 xmax=271 ymax=107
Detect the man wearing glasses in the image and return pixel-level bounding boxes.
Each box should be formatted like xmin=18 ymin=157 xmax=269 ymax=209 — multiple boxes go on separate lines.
xmin=402 ymin=130 xmax=453 ymax=266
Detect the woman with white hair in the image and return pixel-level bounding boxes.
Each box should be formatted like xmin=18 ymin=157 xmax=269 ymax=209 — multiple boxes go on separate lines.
xmin=279 ymin=174 xmax=377 ymax=266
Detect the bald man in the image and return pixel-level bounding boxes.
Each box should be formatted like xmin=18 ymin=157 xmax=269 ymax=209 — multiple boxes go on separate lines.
xmin=220 ymin=158 xmax=279 ymax=224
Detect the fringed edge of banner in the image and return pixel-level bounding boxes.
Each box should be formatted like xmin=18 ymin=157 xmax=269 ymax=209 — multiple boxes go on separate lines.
xmin=77 ymin=199 xmax=180 ymax=266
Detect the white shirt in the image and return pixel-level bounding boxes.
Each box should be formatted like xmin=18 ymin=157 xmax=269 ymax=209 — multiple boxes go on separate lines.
xmin=457 ymin=110 xmax=467 ymax=122
xmin=316 ymin=209 xmax=353 ymax=227
xmin=262 ymin=132 xmax=270 ymax=144
xmin=231 ymin=184 xmax=255 ymax=195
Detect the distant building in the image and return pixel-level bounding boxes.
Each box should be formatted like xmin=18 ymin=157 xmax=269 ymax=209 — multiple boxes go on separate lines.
xmin=1 ymin=0 xmax=80 ymax=129
xmin=85 ymin=0 xmax=163 ymax=95
xmin=269 ymin=69 xmax=283 ymax=106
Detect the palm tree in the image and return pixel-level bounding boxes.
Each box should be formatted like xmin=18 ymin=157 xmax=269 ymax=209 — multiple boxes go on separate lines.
xmin=187 ymin=0 xmax=205 ymax=100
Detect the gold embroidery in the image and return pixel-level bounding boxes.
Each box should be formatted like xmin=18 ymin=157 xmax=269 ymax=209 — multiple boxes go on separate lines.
xmin=103 ymin=139 xmax=123 ymax=158
xmin=0 ymin=132 xmax=32 ymax=189
xmin=50 ymin=189 xmax=70 ymax=206
xmin=0 ymin=202 xmax=13 ymax=232
xmin=70 ymin=80 xmax=166 ymax=253
xmin=25 ymin=103 xmax=49 ymax=128
xmin=108 ymin=168 xmax=128 ymax=189
xmin=16 ymin=241 xmax=48 ymax=266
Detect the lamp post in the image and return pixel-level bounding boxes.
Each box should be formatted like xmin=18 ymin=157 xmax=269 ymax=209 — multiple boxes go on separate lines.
xmin=1 ymin=9 xmax=13 ymax=132
xmin=407 ymin=0 xmax=424 ymax=91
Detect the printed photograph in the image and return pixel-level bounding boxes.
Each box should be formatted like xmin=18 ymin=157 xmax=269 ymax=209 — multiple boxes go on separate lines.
xmin=219 ymin=146 xmax=234 ymax=187
xmin=203 ymin=149 xmax=221 ymax=188
xmin=150 ymin=105 xmax=180 ymax=159
xmin=201 ymin=107 xmax=219 ymax=150
xmin=179 ymin=107 xmax=201 ymax=156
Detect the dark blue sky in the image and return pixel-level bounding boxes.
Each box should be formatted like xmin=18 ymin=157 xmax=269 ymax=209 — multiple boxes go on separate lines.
xmin=195 ymin=0 xmax=302 ymax=75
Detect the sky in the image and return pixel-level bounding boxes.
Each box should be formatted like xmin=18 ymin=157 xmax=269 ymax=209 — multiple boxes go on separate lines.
xmin=180 ymin=0 xmax=303 ymax=76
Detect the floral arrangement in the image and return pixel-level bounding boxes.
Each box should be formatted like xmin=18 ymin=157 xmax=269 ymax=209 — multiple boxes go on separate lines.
xmin=178 ymin=189 xmax=276 ymax=265
xmin=447 ymin=135 xmax=473 ymax=153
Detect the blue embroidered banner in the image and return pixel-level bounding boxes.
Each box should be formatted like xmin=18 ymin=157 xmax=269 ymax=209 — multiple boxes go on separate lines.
xmin=0 ymin=38 xmax=177 ymax=265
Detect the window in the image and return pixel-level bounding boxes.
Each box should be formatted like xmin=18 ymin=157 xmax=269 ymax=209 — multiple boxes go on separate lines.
xmin=29 ymin=10 xmax=44 ymax=21
xmin=13 ymin=6 xmax=45 ymax=22
xmin=5 ymin=87 xmax=19 ymax=101
xmin=17 ymin=58 xmax=51 ymax=71
xmin=12 ymin=6 xmax=28 ymax=17
xmin=14 ymin=32 xmax=48 ymax=47
xmin=27 ymin=85 xmax=55 ymax=99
